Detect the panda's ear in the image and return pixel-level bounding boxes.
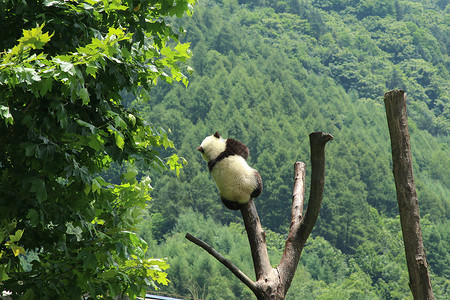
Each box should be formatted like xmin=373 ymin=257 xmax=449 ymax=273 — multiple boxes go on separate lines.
xmin=214 ymin=132 xmax=220 ymax=138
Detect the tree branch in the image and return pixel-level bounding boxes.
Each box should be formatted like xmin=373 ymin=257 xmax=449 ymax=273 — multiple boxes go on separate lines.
xmin=292 ymin=162 xmax=307 ymax=218
xmin=300 ymin=132 xmax=333 ymax=242
xmin=278 ymin=132 xmax=332 ymax=294
xmin=240 ymin=200 xmax=272 ymax=281
xmin=185 ymin=233 xmax=258 ymax=294
xmin=383 ymin=89 xmax=434 ymax=299
xmin=277 ymin=162 xmax=306 ymax=287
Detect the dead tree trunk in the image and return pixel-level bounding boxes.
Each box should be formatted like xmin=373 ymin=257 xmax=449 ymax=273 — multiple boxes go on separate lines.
xmin=383 ymin=90 xmax=434 ymax=300
xmin=186 ymin=132 xmax=333 ymax=299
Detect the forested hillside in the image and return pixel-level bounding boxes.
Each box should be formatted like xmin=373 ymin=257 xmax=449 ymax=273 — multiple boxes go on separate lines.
xmin=134 ymin=0 xmax=449 ymax=298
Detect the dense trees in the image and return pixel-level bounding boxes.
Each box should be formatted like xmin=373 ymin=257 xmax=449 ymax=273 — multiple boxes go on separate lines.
xmin=0 ymin=0 xmax=195 ymax=298
xmin=135 ymin=0 xmax=448 ymax=298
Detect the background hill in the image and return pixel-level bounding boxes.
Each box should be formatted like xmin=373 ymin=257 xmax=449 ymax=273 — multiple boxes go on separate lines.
xmin=132 ymin=0 xmax=449 ymax=298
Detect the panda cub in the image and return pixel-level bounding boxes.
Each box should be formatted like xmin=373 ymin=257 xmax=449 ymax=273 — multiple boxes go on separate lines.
xmin=197 ymin=132 xmax=262 ymax=210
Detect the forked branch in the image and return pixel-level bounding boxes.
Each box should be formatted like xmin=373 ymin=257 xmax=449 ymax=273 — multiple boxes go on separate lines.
xmin=278 ymin=132 xmax=333 ymax=295
xmin=186 ymin=132 xmax=333 ymax=300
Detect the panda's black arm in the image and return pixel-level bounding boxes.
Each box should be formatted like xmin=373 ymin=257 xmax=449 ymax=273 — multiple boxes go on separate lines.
xmin=251 ymin=171 xmax=263 ymax=199
xmin=226 ymin=138 xmax=250 ymax=159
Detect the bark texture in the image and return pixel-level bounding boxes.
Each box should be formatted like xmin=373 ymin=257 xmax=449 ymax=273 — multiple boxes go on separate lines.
xmin=384 ymin=89 xmax=434 ymax=300
xmin=186 ymin=132 xmax=332 ymax=299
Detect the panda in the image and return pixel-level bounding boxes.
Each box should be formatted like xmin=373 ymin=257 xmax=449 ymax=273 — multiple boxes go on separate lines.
xmin=197 ymin=132 xmax=262 ymax=210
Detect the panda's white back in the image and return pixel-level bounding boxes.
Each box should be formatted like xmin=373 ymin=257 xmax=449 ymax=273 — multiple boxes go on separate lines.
xmin=211 ymin=155 xmax=258 ymax=204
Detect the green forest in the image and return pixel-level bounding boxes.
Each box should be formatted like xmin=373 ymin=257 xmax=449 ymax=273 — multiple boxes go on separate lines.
xmin=132 ymin=0 xmax=449 ymax=299
xmin=0 ymin=0 xmax=448 ymax=299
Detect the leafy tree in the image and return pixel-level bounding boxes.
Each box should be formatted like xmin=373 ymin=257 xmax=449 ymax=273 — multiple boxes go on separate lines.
xmin=0 ymin=0 xmax=195 ymax=298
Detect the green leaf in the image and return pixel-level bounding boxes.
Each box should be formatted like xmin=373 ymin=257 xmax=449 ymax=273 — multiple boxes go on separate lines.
xmin=66 ymin=222 xmax=83 ymax=242
xmin=128 ymin=113 xmax=136 ymax=126
xmin=175 ymin=42 xmax=191 ymax=56
xmin=0 ymin=265 xmax=11 ymax=281
xmin=11 ymin=244 xmax=26 ymax=257
xmin=84 ymin=183 xmax=91 ymax=195
xmin=76 ymin=119 xmax=97 ymax=133
xmin=30 ymin=179 xmax=47 ymax=203
xmin=91 ymin=178 xmax=102 ymax=194
xmin=0 ymin=105 xmax=13 ymax=126
xmin=88 ymin=135 xmax=104 ymax=151
xmin=114 ymin=131 xmax=125 ymax=150
xmin=86 ymin=64 xmax=98 ymax=78
xmin=127 ymin=231 xmax=141 ymax=246
xmin=114 ymin=115 xmax=127 ymax=129
xmin=99 ymin=269 xmax=117 ymax=280
xmin=9 ymin=229 xmax=24 ymax=242
xmin=79 ymin=87 xmax=90 ymax=105
xmin=167 ymin=154 xmax=183 ymax=177
xmin=26 ymin=209 xmax=40 ymax=226
xmin=122 ymin=167 xmax=138 ymax=183
xmin=23 ymin=289 xmax=35 ymax=300
xmin=39 ymin=78 xmax=53 ymax=97
xmin=18 ymin=23 xmax=53 ymax=50
xmin=43 ymin=0 xmax=61 ymax=7
xmin=25 ymin=144 xmax=37 ymax=157
xmin=60 ymin=60 xmax=74 ymax=75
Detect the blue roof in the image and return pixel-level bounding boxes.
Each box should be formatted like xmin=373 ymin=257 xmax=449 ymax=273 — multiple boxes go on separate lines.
xmin=143 ymin=294 xmax=183 ymax=300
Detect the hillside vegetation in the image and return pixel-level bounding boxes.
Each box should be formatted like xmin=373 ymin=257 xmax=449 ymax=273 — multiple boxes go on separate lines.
xmin=133 ymin=0 xmax=449 ymax=298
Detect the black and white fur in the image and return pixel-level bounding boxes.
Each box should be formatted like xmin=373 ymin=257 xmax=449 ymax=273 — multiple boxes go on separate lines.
xmin=197 ymin=132 xmax=262 ymax=210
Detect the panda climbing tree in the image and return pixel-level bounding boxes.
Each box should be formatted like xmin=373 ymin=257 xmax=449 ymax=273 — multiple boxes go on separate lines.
xmin=197 ymin=132 xmax=262 ymax=210
xmin=188 ymin=131 xmax=334 ymax=300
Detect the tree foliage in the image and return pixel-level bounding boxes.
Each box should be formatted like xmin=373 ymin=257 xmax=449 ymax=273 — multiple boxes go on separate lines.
xmin=0 ymin=0 xmax=195 ymax=298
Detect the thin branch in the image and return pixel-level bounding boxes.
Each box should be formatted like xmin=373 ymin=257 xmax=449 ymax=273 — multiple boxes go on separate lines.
xmin=277 ymin=162 xmax=306 ymax=272
xmin=185 ymin=233 xmax=258 ymax=294
xmin=292 ymin=162 xmax=307 ymax=218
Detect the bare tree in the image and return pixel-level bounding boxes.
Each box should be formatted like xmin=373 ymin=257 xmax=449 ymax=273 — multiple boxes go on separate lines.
xmin=384 ymin=90 xmax=434 ymax=300
xmin=186 ymin=132 xmax=333 ymax=299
